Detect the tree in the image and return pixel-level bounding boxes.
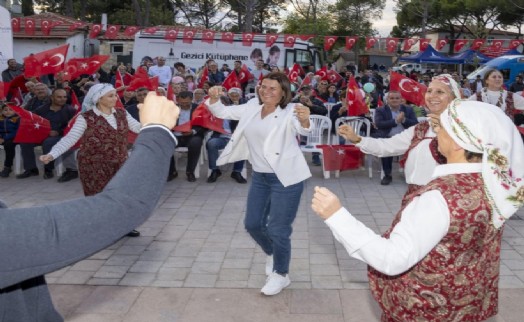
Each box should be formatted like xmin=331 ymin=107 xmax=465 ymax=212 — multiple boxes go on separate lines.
xmin=22 ymin=0 xmax=35 ymax=15
xmin=170 ymin=0 xmax=229 ymax=29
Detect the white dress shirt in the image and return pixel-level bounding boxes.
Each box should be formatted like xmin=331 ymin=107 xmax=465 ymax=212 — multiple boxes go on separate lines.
xmin=325 ymin=163 xmax=482 ymax=276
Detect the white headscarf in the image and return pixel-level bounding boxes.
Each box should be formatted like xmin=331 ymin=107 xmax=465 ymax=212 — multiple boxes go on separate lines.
xmin=440 ymin=99 xmax=524 ymax=228
xmin=432 ymin=74 xmax=461 ymax=99
xmin=82 ymin=83 xmax=115 ymax=112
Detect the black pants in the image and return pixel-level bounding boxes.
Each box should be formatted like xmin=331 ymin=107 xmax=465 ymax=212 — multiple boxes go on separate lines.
xmin=381 ymin=156 xmax=393 ymax=177
xmin=170 ymin=134 xmax=204 ymax=174
xmin=1 ymin=139 xmax=17 ymax=168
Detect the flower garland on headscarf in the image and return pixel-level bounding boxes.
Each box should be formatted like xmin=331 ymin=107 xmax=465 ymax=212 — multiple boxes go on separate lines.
xmin=432 ymin=74 xmax=461 ymax=99
xmin=81 ymin=83 xmax=115 ymax=112
xmin=440 ymin=99 xmax=524 ymax=228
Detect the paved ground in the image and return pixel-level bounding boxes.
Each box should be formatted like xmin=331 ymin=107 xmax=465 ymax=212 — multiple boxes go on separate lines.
xmin=2 ymin=155 xmax=524 ymax=321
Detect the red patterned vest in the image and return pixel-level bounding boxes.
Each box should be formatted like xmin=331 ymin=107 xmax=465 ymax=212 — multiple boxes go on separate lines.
xmin=476 ymin=91 xmax=516 ymax=120
xmin=368 ymin=173 xmax=503 ymax=322
xmin=77 ymin=109 xmax=129 ymax=196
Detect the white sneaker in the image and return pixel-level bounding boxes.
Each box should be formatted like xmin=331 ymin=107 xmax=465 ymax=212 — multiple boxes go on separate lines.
xmin=261 ymin=272 xmax=290 ymax=296
xmin=265 ymin=255 xmax=274 ymax=276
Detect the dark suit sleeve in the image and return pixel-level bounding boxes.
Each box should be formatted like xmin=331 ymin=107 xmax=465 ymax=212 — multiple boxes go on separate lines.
xmin=374 ymin=107 xmax=396 ymax=130
xmin=0 ymin=127 xmax=176 ymax=289
xmin=401 ymin=106 xmax=419 ymax=128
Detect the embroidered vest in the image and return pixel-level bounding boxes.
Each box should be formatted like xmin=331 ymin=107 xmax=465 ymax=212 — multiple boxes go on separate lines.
xmin=368 ymin=173 xmax=502 ymax=322
xmin=399 ymin=121 xmax=445 ymax=168
xmin=476 ymin=91 xmax=515 ymax=120
xmin=79 ymin=109 xmax=128 ymax=164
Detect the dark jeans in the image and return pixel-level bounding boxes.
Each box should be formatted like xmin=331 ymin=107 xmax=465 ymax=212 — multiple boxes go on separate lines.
xmin=171 ymin=134 xmax=204 ymax=174
xmin=206 ymin=136 xmax=243 ymax=172
xmin=1 ymin=139 xmax=17 ymax=168
xmin=381 ymin=156 xmax=393 ymax=176
xmin=20 ymin=137 xmax=77 ymax=172
xmin=245 ymin=172 xmax=304 ymax=275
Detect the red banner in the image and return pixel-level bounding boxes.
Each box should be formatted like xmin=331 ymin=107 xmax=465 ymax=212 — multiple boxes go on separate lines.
xmin=242 ymin=32 xmax=255 ymax=46
xmin=11 ymin=17 xmax=21 ymax=32
xmin=221 ymin=32 xmax=235 ymax=44
xmin=183 ymin=29 xmax=196 ymax=44
xmin=346 ymin=77 xmax=368 ymax=116
xmin=191 ymin=103 xmax=226 ymax=133
xmin=124 ymin=26 xmax=140 ymax=36
xmin=238 ymin=64 xmax=252 ymax=84
xmin=198 ymin=67 xmax=209 ymax=89
xmin=419 ymin=39 xmax=431 ymax=51
xmin=389 ymin=72 xmax=427 ymax=106
xmin=25 ymin=18 xmax=35 ymax=36
xmin=127 ymin=76 xmax=159 ymax=91
xmin=288 ymin=63 xmax=302 ymax=84
xmin=403 ymin=38 xmax=417 ymax=51
xmin=69 ymin=21 xmax=86 ymax=31
xmin=315 ymin=66 xmax=328 ymax=81
xmin=143 ymin=27 xmax=158 ymax=34
xmin=509 ymin=39 xmax=523 ymax=50
xmin=202 ymin=30 xmax=216 ymax=44
xmin=164 ymin=28 xmax=178 ymax=42
xmin=105 ymin=25 xmax=120 ymax=39
xmin=222 ymin=71 xmax=241 ymax=91
xmin=284 ymin=34 xmax=297 ymax=48
xmin=41 ymin=19 xmax=52 ymax=36
xmin=89 ymin=24 xmax=102 ymax=39
xmin=436 ymin=38 xmax=448 ymax=51
xmin=345 ymin=36 xmax=358 ymax=50
xmin=10 ymin=105 xmax=51 ymax=144
xmin=365 ymin=37 xmax=378 ymax=50
xmin=453 ymin=39 xmax=469 ymax=52
xmin=470 ymin=39 xmax=486 ymax=50
xmin=317 ymin=145 xmax=363 ymax=171
xmin=386 ymin=38 xmax=399 ymax=53
xmin=327 ymin=70 xmax=343 ymax=84
xmin=24 ymin=44 xmax=69 ymax=78
xmin=324 ymin=36 xmax=338 ymax=51
xmin=266 ymin=34 xmax=279 ymax=47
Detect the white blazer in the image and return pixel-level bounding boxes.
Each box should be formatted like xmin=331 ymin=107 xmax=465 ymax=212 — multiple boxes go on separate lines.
xmin=207 ymin=98 xmax=312 ymax=187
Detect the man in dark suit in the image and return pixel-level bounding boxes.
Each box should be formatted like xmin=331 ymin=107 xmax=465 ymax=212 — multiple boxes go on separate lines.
xmin=169 ymin=91 xmax=207 ymax=182
xmin=373 ymin=90 xmax=418 ymax=185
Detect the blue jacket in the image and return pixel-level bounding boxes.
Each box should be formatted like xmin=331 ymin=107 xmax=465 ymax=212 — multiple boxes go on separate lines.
xmin=0 ymin=114 xmax=20 ymax=141
xmin=373 ymin=104 xmax=418 ymax=138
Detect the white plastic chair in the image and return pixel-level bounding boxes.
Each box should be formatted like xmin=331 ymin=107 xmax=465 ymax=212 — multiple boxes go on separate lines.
xmin=334 ymin=116 xmax=372 ymax=179
xmin=300 ymin=115 xmax=332 ymax=179
xmin=174 ymin=145 xmax=204 ymax=179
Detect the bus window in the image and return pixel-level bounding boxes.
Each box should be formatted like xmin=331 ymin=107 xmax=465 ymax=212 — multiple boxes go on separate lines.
xmin=285 ymin=50 xmax=295 ymax=69
xmin=295 ymin=49 xmax=313 ymax=66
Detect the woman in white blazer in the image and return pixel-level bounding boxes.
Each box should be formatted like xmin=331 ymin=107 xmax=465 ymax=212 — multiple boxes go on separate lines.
xmin=207 ymin=72 xmax=312 ymax=296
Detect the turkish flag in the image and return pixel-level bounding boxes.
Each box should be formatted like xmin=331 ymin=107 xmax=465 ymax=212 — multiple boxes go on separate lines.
xmin=490 ymin=40 xmax=504 ymax=51
xmin=346 ymin=77 xmax=368 ymax=116
xmin=24 ymin=44 xmax=69 ymax=78
xmin=317 ymin=145 xmax=363 ymax=171
xmin=403 ymin=38 xmax=417 ymax=51
xmin=89 ymin=24 xmax=102 ymax=39
xmin=266 ymin=34 xmax=279 ymax=47
xmin=470 ymin=39 xmax=486 ymax=50
xmin=419 ymin=38 xmax=431 ymax=51
xmin=242 ymin=32 xmax=255 ymax=46
xmin=238 ymin=64 xmax=252 ymax=84
xmin=127 ymin=76 xmax=159 ymax=91
xmin=365 ymin=37 xmax=378 ymax=50
xmin=284 ymin=34 xmax=297 ymax=48
xmin=70 ymin=90 xmax=81 ymax=111
xmin=453 ymin=39 xmax=469 ymax=52
xmin=6 ymin=75 xmax=28 ymax=104
xmin=0 ymin=82 xmax=9 ymax=101
xmin=64 ymin=55 xmax=110 ymax=80
xmin=222 ymin=72 xmax=241 ymax=91
xmin=191 ymin=103 xmax=226 ymax=133
xmin=315 ymin=66 xmax=328 ymax=81
xmin=41 ymin=19 xmax=52 ymax=36
xmin=124 ymin=26 xmax=140 ymax=36
xmin=300 ymin=74 xmax=312 ymax=88
xmin=11 ymin=17 xmax=21 ymax=32
xmin=324 ymin=36 xmax=338 ymax=51
xmin=377 ymin=95 xmax=384 ymax=107
xmin=164 ymin=28 xmax=178 ymax=42
xmin=345 ymin=36 xmax=358 ymax=50
xmin=389 ymin=72 xmax=427 ymax=106
xmin=134 ymin=66 xmax=149 ymax=79
xmin=202 ymin=30 xmax=216 ymax=44
xmin=509 ymin=39 xmax=523 ymax=49
xmin=105 ymin=25 xmax=120 ymax=39
xmin=183 ymin=29 xmax=196 ymax=44
xmin=10 ymin=105 xmax=51 ymax=144
xmin=298 ymin=35 xmax=314 ymax=41
xmin=69 ymin=21 xmax=86 ymax=31
xmin=143 ymin=27 xmax=158 ymax=34
xmin=25 ymin=18 xmax=35 ymax=36
xmin=52 ymin=20 xmax=63 ymax=28
xmin=436 ymin=38 xmax=448 ymax=50
xmin=386 ymin=38 xmax=399 ymax=53
xmin=288 ymin=63 xmax=302 ymax=83
xmin=198 ymin=67 xmax=209 ymax=89
xmin=173 ymin=121 xmax=191 ymax=133
xmin=327 ymin=70 xmax=343 ymax=84
xmin=222 ymin=32 xmax=235 ymax=44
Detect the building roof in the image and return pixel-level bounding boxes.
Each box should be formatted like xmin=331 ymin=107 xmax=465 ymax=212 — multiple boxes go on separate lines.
xmin=13 ymin=12 xmax=87 ymax=39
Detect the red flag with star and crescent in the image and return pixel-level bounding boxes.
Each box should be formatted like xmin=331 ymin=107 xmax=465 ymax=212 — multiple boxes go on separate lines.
xmin=365 ymin=37 xmax=378 ymax=50
xmin=324 ymin=36 xmax=338 ymax=51
xmin=346 ymin=77 xmax=368 ymax=116
xmin=222 ymin=71 xmax=241 ymax=91
xmin=105 ymin=25 xmax=120 ymax=39
xmin=63 ymin=55 xmax=109 ymax=80
xmin=183 ymin=29 xmax=196 ymax=44
xmin=317 ymin=145 xmax=363 ymax=171
xmin=470 ymin=39 xmax=486 ymax=51
xmin=242 ymin=33 xmax=255 ymax=46
xmin=25 ymin=18 xmax=36 ymax=36
xmin=287 ymin=63 xmax=302 ymax=83
xmin=389 ymin=72 xmax=427 ymax=106
xmin=23 ymin=44 xmax=69 ymax=78
xmin=41 ymin=19 xmax=53 ymax=36
xmin=403 ymin=38 xmax=417 ymax=51
xmin=284 ymin=34 xmax=297 ymax=48
xmin=191 ymin=102 xmax=226 ymax=134
xmin=509 ymin=39 xmax=524 ymax=50
xmin=266 ymin=34 xmax=279 ymax=47
xmin=327 ymin=70 xmax=343 ymax=84
xmin=436 ymin=38 xmax=449 ymax=51
xmin=238 ymin=64 xmax=252 ymax=84
xmin=345 ymin=36 xmax=358 ymax=50
xmin=198 ymin=67 xmax=209 ymax=89
xmin=386 ymin=38 xmax=399 ymax=53
xmin=315 ymin=66 xmax=328 ymax=81
xmin=68 ymin=21 xmax=86 ymax=31
xmin=419 ymin=38 xmax=431 ymax=51
xmin=164 ymin=28 xmax=178 ymax=42
xmin=202 ymin=30 xmax=216 ymax=44
xmin=221 ymin=32 xmax=235 ymax=44
xmin=453 ymin=39 xmax=469 ymax=52
xmin=11 ymin=17 xmax=21 ymax=32
xmin=124 ymin=26 xmax=140 ymax=36
xmin=127 ymin=76 xmax=159 ymax=91
xmin=89 ymin=24 xmax=102 ymax=39
xmin=9 ymin=105 xmax=51 ymax=144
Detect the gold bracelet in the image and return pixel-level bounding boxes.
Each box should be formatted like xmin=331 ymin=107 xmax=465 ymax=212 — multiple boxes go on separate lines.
xmin=352 ymin=136 xmax=362 ymax=144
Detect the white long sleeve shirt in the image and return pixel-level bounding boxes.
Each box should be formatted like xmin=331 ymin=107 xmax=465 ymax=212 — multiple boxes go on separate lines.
xmin=357 ymin=124 xmax=438 ymax=185
xmin=324 ymin=163 xmax=482 ymax=276
xmin=49 ymin=108 xmax=141 ymax=160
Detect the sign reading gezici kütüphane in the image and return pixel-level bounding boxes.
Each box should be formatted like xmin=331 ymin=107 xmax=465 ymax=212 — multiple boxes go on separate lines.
xmin=180 ymin=52 xmax=249 ymax=61
xmin=0 ymin=6 xmax=14 ymax=75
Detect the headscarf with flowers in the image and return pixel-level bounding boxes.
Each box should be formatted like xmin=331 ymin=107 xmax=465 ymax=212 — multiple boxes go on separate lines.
xmin=82 ymin=83 xmax=115 ymax=112
xmin=440 ymin=99 xmax=524 ymax=228
xmin=432 ymin=74 xmax=461 ymax=99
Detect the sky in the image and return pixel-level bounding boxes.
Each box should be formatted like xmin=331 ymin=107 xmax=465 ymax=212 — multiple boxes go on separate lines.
xmin=373 ymin=0 xmax=397 ymax=37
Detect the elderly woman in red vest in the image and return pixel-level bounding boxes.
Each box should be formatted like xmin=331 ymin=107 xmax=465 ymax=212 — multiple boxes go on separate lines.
xmin=40 ymin=83 xmax=142 ymax=237
xmin=313 ymin=99 xmax=524 ymax=321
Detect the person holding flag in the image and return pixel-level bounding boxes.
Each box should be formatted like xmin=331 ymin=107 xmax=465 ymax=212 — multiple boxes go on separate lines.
xmin=39 ymin=83 xmax=143 ymax=237
xmin=338 ymin=75 xmax=460 ymax=203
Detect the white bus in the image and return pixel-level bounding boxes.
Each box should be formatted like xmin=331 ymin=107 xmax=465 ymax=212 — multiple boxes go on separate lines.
xmin=132 ymin=31 xmax=324 ymax=72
